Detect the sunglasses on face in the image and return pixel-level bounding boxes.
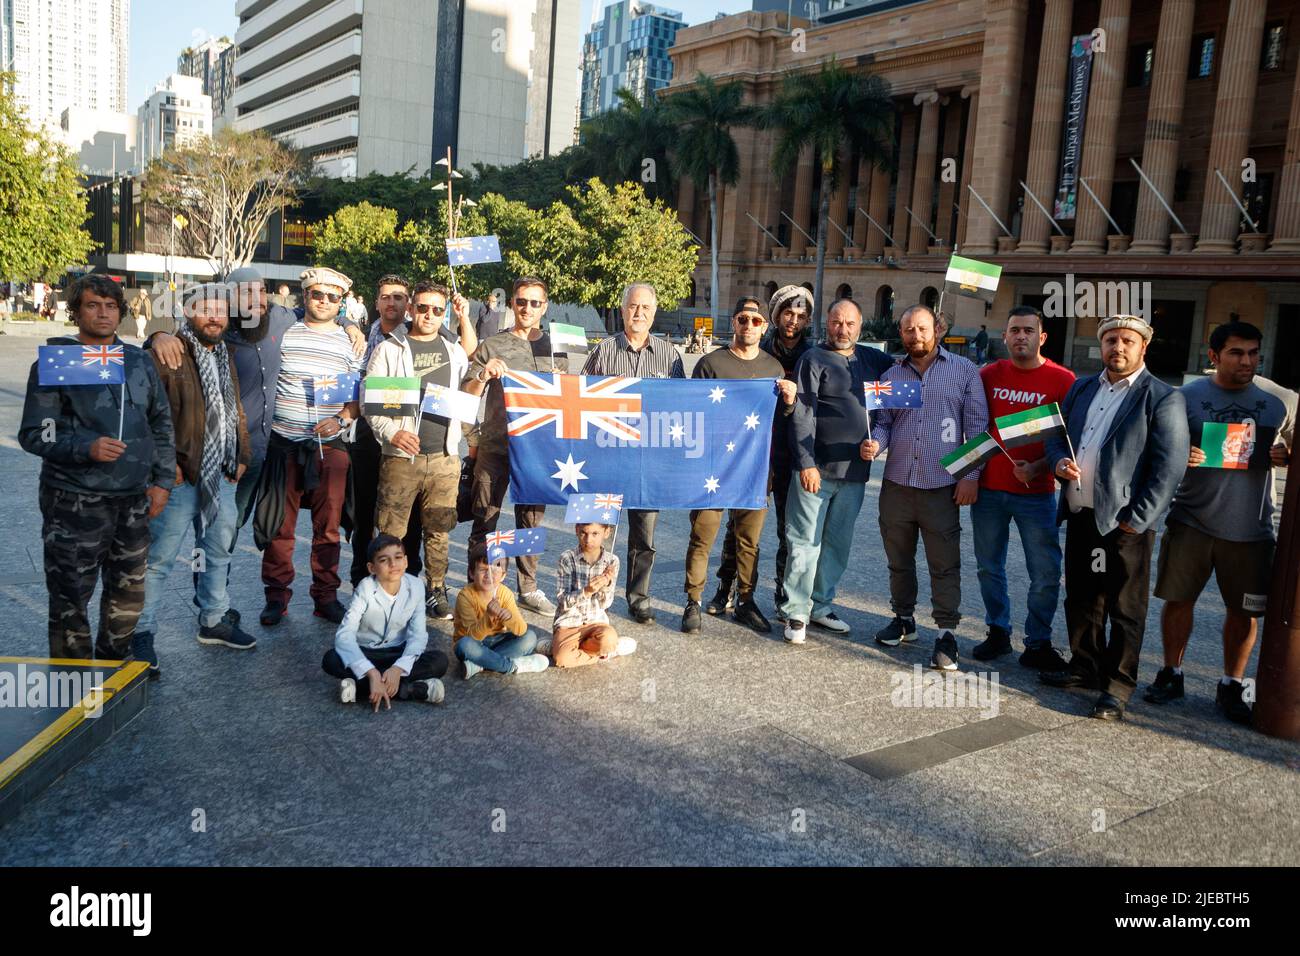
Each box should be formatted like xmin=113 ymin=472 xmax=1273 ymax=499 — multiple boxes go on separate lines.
xmin=514 ymin=297 xmax=546 ymax=310
xmin=309 ymin=290 xmax=342 ymax=303
xmin=734 ymin=314 xmax=765 ymax=326
xmin=414 ymin=303 xmax=447 ymax=316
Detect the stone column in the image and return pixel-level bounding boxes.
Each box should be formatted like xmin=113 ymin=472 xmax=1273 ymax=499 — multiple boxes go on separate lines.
xmin=908 ymin=92 xmax=942 ymax=254
xmin=891 ymin=107 xmax=918 ymax=251
xmin=677 ymin=175 xmax=696 ymax=236
xmin=935 ymin=102 xmax=964 ymax=246
xmin=1018 ymin=0 xmax=1073 ymax=253
xmin=963 ymin=0 xmax=1028 ymax=255
xmin=1070 ymin=0 xmax=1132 ymax=253
xmin=1130 ymin=0 xmax=1196 ymax=253
xmin=957 ymin=87 xmax=979 ymax=247
xmin=1270 ymin=61 xmax=1300 ymax=251
xmin=791 ymin=146 xmax=815 ymax=242
xmin=852 ymin=155 xmax=873 ymax=249
xmin=1195 ymin=0 xmax=1269 ymax=252
xmin=828 ymin=170 xmax=851 ymax=255
xmin=865 ymin=152 xmax=891 ymax=256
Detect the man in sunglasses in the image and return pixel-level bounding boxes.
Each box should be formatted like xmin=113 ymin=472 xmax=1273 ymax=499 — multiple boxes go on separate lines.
xmin=461 ymin=276 xmax=558 ymax=616
xmin=681 ymin=297 xmax=796 ymax=635
xmin=257 ymin=267 xmax=365 ymax=626
xmin=367 ymin=280 xmax=473 ymax=621
xmin=582 ymin=282 xmax=685 ymax=624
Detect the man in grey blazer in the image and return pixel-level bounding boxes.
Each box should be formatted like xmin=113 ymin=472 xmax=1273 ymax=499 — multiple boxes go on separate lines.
xmin=1040 ymin=314 xmax=1189 ymax=721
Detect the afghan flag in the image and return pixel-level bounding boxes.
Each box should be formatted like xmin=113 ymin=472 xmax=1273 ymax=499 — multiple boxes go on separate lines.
xmin=944 ymin=255 xmax=1001 ymax=304
xmin=941 ymin=432 xmax=1002 ymax=477
xmin=1200 ymin=421 xmax=1254 ymax=469
xmin=994 ymin=403 xmax=1067 ymax=448
xmin=363 ymin=376 xmax=420 ymax=417
xmin=550 ymin=322 xmax=588 ymax=353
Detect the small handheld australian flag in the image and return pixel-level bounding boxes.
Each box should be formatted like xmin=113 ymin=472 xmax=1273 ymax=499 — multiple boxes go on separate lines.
xmin=485 ymin=527 xmax=547 ymax=557
xmin=38 ymin=345 xmax=126 ymax=386
xmin=564 ymin=493 xmax=623 ymax=526
xmin=863 ymin=379 xmax=923 ymax=410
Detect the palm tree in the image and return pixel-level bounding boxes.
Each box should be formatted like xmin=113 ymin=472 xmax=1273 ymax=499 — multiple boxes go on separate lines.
xmin=576 ymin=88 xmax=677 ymax=203
xmin=664 ymin=74 xmax=758 ymax=334
xmin=762 ymin=59 xmax=894 ymax=337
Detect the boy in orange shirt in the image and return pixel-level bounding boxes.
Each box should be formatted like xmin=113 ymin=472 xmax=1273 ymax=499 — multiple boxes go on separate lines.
xmin=453 ymin=544 xmax=549 ymax=679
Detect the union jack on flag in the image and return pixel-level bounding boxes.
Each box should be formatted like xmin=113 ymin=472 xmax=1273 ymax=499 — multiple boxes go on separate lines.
xmin=82 ymin=345 xmax=126 ymax=366
xmin=485 ymin=529 xmax=514 ymax=548
xmin=594 ymin=493 xmax=623 ymax=509
xmin=503 ymin=371 xmax=643 ymax=442
xmin=864 ymin=381 xmax=892 ymax=397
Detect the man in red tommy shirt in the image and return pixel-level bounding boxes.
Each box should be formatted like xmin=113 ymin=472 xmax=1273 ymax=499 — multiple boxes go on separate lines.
xmin=970 ymin=305 xmax=1075 ymax=668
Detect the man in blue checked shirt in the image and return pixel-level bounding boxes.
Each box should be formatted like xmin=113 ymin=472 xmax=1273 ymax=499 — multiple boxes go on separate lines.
xmin=862 ymin=305 xmax=989 ymax=671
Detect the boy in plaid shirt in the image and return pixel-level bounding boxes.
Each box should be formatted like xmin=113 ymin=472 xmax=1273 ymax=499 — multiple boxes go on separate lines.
xmin=549 ymin=522 xmax=638 ymax=667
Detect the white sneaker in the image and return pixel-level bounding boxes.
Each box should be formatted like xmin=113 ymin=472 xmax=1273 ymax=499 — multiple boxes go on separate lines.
xmin=784 ymin=621 xmax=807 ymax=645
xmin=416 ymin=678 xmax=445 ymax=704
xmin=519 ymin=590 xmax=557 ymax=615
xmin=512 ymin=653 xmax=550 ymax=674
xmin=809 ymin=611 xmax=851 ymax=634
xmin=462 ymin=659 xmax=483 ymax=680
xmin=339 ymin=678 xmax=357 ymax=704
xmin=534 ymin=637 xmax=554 ymax=657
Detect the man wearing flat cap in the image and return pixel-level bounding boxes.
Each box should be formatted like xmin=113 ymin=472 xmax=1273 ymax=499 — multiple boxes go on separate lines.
xmin=257 ymin=266 xmax=365 ymax=625
xmin=1041 ymin=313 xmax=1189 ymax=721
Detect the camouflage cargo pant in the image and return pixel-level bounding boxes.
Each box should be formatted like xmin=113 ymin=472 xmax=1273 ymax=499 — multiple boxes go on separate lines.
xmin=375 ymin=452 xmax=459 ymax=590
xmin=39 ymin=484 xmax=151 ymax=659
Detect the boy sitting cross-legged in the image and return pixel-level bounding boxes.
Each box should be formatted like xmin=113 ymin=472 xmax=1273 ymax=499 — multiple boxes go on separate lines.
xmin=454 ymin=545 xmax=550 ymax=679
xmin=323 ymin=533 xmax=449 ymax=709
xmin=550 ymin=522 xmax=638 ymax=667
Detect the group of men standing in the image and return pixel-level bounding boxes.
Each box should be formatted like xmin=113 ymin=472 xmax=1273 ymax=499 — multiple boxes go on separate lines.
xmin=17 ymin=266 xmax=1293 ymax=726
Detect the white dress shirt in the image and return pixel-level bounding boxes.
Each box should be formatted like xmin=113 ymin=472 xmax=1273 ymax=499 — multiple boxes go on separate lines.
xmin=1065 ymin=365 xmax=1146 ymax=513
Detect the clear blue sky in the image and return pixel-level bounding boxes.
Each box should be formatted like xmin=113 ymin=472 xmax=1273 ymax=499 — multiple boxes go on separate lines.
xmin=129 ymin=0 xmax=752 ymax=113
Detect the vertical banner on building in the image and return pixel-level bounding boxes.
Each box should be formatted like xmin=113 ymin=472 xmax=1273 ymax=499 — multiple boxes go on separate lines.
xmin=1054 ymin=35 xmax=1096 ymax=221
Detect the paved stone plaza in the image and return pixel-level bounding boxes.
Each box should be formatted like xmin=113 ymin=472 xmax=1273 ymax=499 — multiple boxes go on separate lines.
xmin=0 ymin=330 xmax=1296 ymax=866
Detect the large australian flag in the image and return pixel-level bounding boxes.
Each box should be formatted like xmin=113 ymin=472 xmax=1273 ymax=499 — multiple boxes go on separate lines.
xmin=505 ymin=372 xmax=776 ymax=510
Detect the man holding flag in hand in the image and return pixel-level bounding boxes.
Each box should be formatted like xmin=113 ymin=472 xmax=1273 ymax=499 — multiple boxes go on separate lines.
xmin=969 ymin=305 xmax=1075 ymax=669
xmin=861 ymin=304 xmax=988 ymax=671
xmin=19 ymin=274 xmax=176 ymax=660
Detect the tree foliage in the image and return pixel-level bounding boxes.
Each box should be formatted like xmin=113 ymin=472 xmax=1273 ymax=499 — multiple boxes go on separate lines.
xmin=142 ymin=126 xmax=304 ymax=275
xmin=0 ymin=73 xmax=94 ymax=281
xmin=576 ymin=88 xmax=677 ymax=203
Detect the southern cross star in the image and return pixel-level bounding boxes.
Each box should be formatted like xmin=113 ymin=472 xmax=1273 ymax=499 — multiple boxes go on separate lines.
xmin=709 ymin=386 xmax=725 ymax=404
xmin=726 ymin=442 xmax=736 ymax=453
xmin=668 ymin=424 xmax=685 ymax=441
xmin=743 ymin=412 xmax=760 ymax=430
xmin=704 ymin=476 xmax=720 ymax=493
xmin=552 ymin=454 xmax=588 ymax=492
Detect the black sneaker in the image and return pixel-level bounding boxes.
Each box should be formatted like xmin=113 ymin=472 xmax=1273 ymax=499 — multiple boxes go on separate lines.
xmin=733 ymin=599 xmax=772 ymax=634
xmin=874 ymin=616 xmax=917 ymax=647
xmin=131 ymin=631 xmax=160 ymax=680
xmin=426 ymin=586 xmax=453 ymax=621
xmin=197 ymin=619 xmax=257 ymax=650
xmin=629 ymin=602 xmax=655 ymax=625
xmin=1215 ymin=680 xmax=1252 ymax=725
xmin=198 ymin=595 xmax=241 ymax=626
xmin=313 ymin=599 xmax=348 ymax=624
xmin=706 ymin=582 xmax=735 ymax=616
xmin=1020 ymin=643 xmax=1069 ymax=671
xmin=1143 ymin=666 xmax=1185 ymax=704
xmin=930 ymin=631 xmax=959 ymax=671
xmin=681 ymin=600 xmax=703 ymax=634
xmin=972 ymin=625 xmax=1012 ymax=660
xmin=259 ymin=599 xmax=287 ymax=627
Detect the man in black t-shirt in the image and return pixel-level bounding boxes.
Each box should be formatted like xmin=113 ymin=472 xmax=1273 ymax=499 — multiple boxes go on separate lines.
xmin=681 ymin=297 xmax=796 ymax=636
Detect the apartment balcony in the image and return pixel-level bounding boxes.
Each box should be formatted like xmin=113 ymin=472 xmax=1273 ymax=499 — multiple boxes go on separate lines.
xmin=235 ymin=0 xmax=363 ymax=79
xmin=234 ymin=72 xmax=360 ymax=134
xmin=232 ymin=30 xmax=361 ymax=112
xmin=236 ymin=0 xmax=342 ymax=51
xmin=281 ymin=112 xmax=359 ymax=153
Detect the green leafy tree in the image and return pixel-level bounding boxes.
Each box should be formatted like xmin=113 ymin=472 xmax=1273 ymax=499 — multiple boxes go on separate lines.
xmin=313 ymin=201 xmax=424 ymax=299
xmin=577 ymin=88 xmax=677 ymax=203
xmin=0 ymin=74 xmax=94 ymax=281
xmin=664 ymin=74 xmax=757 ymax=333
xmin=761 ymin=59 xmax=894 ymax=337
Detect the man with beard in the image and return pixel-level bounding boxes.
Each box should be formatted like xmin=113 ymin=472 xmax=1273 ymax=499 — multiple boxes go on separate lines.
xmin=134 ymin=284 xmax=255 ymax=676
xmin=706 ymin=284 xmax=813 ymax=618
xmin=862 ymin=305 xmax=989 ymax=671
xmin=781 ymin=299 xmax=892 ymax=645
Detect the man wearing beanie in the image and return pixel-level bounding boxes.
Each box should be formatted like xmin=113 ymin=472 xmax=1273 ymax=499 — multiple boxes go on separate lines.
xmin=681 ymin=296 xmax=795 ymax=635
xmin=707 ymin=284 xmax=812 ymax=617
xmin=1041 ymin=313 xmax=1189 ymax=721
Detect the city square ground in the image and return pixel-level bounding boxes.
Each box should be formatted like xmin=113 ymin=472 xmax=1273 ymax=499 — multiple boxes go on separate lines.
xmin=0 ymin=327 xmax=1296 ymax=866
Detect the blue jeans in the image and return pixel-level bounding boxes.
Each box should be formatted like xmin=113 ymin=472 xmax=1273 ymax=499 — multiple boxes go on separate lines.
xmin=778 ymin=472 xmax=865 ymax=624
xmin=970 ymin=488 xmax=1061 ymax=646
xmin=455 ymin=628 xmax=538 ymax=674
xmin=138 ymin=479 xmax=239 ymax=634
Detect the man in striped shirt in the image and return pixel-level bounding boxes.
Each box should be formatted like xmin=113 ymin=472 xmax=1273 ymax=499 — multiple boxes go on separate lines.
xmin=260 ymin=267 xmax=364 ymax=627
xmin=582 ymin=282 xmax=685 ymax=624
xmin=862 ymin=305 xmax=989 ymax=671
